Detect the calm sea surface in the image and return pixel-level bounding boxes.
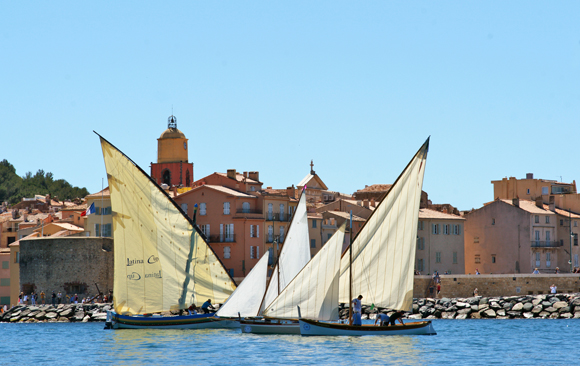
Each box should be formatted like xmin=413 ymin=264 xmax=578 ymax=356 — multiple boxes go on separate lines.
xmin=1 ymin=319 xmax=579 ymax=365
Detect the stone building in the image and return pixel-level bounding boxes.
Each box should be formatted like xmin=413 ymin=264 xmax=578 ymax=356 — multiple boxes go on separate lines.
xmin=17 ymin=237 xmax=114 ymax=303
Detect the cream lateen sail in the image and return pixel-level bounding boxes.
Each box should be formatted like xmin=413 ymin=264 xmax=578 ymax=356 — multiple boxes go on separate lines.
xmin=216 ymin=251 xmax=270 ymax=318
xmin=263 ymin=223 xmax=345 ymax=320
xmin=100 ymin=136 xmax=236 ymax=315
xmin=338 ymin=138 xmax=429 ymax=312
xmin=259 ymin=192 xmax=310 ymax=314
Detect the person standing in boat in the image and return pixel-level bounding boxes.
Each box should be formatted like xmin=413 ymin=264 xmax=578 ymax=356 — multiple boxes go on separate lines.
xmin=352 ymin=295 xmax=363 ymax=326
xmin=201 ymin=299 xmax=215 ymax=313
xmin=388 ymin=311 xmax=405 ymax=326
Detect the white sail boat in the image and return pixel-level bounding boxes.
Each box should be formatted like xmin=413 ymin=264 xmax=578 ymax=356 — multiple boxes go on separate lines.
xmin=98 ymin=134 xmax=238 ymax=329
xmin=299 ymin=138 xmax=437 ymax=336
xmin=240 ymin=191 xmax=311 ymax=334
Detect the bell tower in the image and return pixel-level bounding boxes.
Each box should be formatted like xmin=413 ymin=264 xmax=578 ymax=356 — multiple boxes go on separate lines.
xmin=150 ymin=115 xmax=194 ymax=188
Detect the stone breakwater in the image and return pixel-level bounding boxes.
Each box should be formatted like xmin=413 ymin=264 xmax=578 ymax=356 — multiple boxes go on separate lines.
xmin=0 ymin=303 xmax=112 ymax=323
xmin=338 ymin=293 xmax=580 ymax=320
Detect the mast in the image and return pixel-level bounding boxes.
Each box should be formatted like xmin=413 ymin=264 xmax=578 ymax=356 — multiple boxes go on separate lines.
xmin=276 ymin=237 xmax=281 ymax=295
xmin=348 ymin=210 xmax=353 ymax=325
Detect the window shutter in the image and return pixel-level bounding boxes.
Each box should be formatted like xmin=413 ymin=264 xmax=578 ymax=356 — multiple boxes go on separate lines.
xmin=257 ymin=246 xmax=260 ymax=259
xmin=257 ymin=225 xmax=259 ymax=238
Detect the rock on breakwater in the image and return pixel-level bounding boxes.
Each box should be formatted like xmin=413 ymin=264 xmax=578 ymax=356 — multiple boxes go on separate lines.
xmin=0 ymin=303 xmax=112 ymax=323
xmin=338 ymin=293 xmax=580 ymax=320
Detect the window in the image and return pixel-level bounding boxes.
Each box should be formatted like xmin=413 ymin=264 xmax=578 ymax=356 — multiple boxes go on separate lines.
xmin=223 ymin=202 xmax=230 ymax=215
xmin=250 ymin=225 xmax=260 ymax=238
xmin=491 ymin=218 xmax=495 ymax=225
xmin=545 ymin=216 xmax=550 ymax=224
xmin=453 ymin=224 xmax=461 ymax=235
xmin=453 ymin=252 xmax=457 ymax=264
xmin=575 ymin=254 xmax=579 ymax=267
xmin=102 ymin=206 xmax=112 ymax=215
xmin=2 ymin=261 xmax=8 ymax=269
xmin=535 ymin=215 xmax=539 ymax=223
xmin=542 ymin=187 xmax=549 ymax=195
xmin=546 ymin=252 xmax=551 ymax=267
xmin=474 ymin=237 xmax=479 ymax=243
xmin=311 ymin=239 xmax=316 ymax=248
xmin=443 ymin=224 xmax=449 ymax=235
xmin=200 ymin=203 xmax=206 ymax=215
xmin=15 ymin=252 xmax=19 ymax=263
xmin=491 ymin=255 xmax=496 ymax=264
xmin=418 ymin=221 xmax=423 ymax=231
xmin=575 ymin=221 xmax=578 ymax=227
xmin=103 ymin=224 xmax=112 ymax=237
xmin=242 ymin=202 xmax=250 ymax=213
xmin=0 ymin=278 xmax=9 ymax=287
xmin=416 ymin=237 xmax=424 ymax=250
xmin=574 ymin=233 xmax=578 ymax=246
xmin=268 ymin=225 xmax=273 ymax=242
xmin=250 ymin=246 xmax=260 ymax=259
xmin=280 ymin=204 xmax=285 ymax=221
xmin=435 ymin=252 xmax=441 ymax=263
xmin=545 ymin=231 xmax=550 ymax=242
xmin=225 ymin=224 xmax=234 ymax=242
xmin=417 ymin=259 xmax=424 ymax=272
xmin=432 ymin=224 xmax=439 ymax=235
xmin=201 ymin=224 xmax=210 ymax=237
xmin=527 ymin=189 xmax=530 ymax=194
xmin=251 ymin=186 xmax=255 ymax=192
xmin=535 ymin=252 xmax=541 ymax=267
xmin=327 ymin=233 xmax=332 ymax=241
xmin=279 ymin=226 xmax=285 ymax=243
xmin=267 ymin=204 xmax=273 ymax=220
xmin=229 ymin=268 xmax=234 ymax=277
xmin=535 ymin=231 xmax=540 ymax=241
xmin=560 ymin=219 xmax=564 ymax=226
xmin=95 ymin=224 xmax=100 ymax=237
xmin=312 ymin=220 xmax=317 ymax=228
xmin=224 ymin=246 xmax=231 ymax=259
xmin=475 ymin=254 xmax=480 ymax=264
xmin=289 ymin=206 xmax=293 ymax=217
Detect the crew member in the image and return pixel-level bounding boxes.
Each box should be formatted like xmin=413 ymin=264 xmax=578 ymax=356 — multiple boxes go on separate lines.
xmin=352 ymin=295 xmax=363 ymax=326
xmin=201 ymin=299 xmax=215 ymax=313
xmin=374 ymin=313 xmax=390 ymax=326
xmin=388 ymin=311 xmax=405 ymax=326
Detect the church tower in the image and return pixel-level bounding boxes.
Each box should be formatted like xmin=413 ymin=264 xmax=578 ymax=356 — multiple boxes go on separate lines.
xmin=150 ymin=115 xmax=194 ymax=188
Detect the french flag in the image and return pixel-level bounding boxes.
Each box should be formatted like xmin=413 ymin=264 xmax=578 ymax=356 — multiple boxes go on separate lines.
xmin=81 ymin=202 xmax=96 ymax=217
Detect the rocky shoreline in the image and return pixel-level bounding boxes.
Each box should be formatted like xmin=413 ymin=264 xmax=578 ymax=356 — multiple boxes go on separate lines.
xmin=339 ymin=293 xmax=580 ymax=320
xmin=3 ymin=293 xmax=580 ymax=323
xmin=0 ymin=303 xmax=112 ymax=323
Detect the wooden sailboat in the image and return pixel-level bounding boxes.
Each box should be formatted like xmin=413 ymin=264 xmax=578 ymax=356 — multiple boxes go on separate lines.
xmin=240 ymin=191 xmax=311 ymax=334
xmin=299 ymin=138 xmax=437 ymax=336
xmin=97 ymin=134 xmax=238 ymax=329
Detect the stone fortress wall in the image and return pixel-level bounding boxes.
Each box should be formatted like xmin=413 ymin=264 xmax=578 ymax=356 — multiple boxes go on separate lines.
xmin=19 ymin=237 xmax=114 ymax=296
xmin=413 ymin=274 xmax=580 ymax=299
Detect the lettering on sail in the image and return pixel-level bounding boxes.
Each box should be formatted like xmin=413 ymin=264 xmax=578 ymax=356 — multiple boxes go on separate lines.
xmin=127 ymin=272 xmax=141 ymax=280
xmin=148 ymin=255 xmax=159 ymax=264
xmin=145 ymin=270 xmax=163 ymax=279
xmin=127 ymin=258 xmax=144 ymax=266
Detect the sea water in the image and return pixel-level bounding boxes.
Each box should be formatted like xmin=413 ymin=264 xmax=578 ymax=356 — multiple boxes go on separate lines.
xmin=1 ymin=319 xmax=578 ymax=365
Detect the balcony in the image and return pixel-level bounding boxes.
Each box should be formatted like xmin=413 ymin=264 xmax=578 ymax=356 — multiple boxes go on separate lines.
xmin=530 ymin=241 xmax=562 ymax=248
xmin=236 ymin=209 xmax=263 ymax=215
xmin=207 ymin=234 xmax=236 ymax=243
xmin=265 ymin=213 xmax=293 ymax=222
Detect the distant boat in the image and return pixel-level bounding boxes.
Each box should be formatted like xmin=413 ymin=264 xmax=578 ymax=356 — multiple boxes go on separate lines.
xmin=299 ymin=138 xmax=437 ymax=336
xmin=240 ymin=191 xmax=311 ymax=334
xmin=98 ymin=134 xmax=238 ymax=329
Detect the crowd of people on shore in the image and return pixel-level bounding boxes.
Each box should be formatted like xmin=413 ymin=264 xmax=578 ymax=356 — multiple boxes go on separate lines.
xmin=13 ymin=290 xmax=112 ymax=308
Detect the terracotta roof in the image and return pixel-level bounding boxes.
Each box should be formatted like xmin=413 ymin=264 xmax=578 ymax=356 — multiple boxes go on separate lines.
xmin=542 ymin=205 xmax=580 ymax=219
xmin=86 ymin=187 xmax=110 ymax=198
xmin=34 ymin=223 xmax=84 ymax=232
xmin=356 ymin=184 xmax=392 ymax=193
xmin=307 ymin=213 xmax=323 ymax=219
xmin=159 ymin=127 xmax=186 ymax=139
xmin=61 ymin=203 xmax=87 ymax=211
xmin=501 ymin=199 xmax=554 ymax=214
xmin=0 ymin=248 xmax=10 ymax=254
xmin=419 ymin=208 xmax=465 ymax=220
xmin=216 ymin=172 xmax=260 ymax=184
xmin=9 ymin=232 xmax=40 ymax=247
xmin=201 ymin=185 xmax=257 ymax=198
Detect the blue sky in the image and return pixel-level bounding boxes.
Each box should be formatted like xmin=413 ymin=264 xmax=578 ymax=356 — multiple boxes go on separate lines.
xmin=1 ymin=1 xmax=579 ymax=211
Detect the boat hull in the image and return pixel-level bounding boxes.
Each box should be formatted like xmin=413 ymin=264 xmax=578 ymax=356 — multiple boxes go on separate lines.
xmin=299 ymin=319 xmax=437 ymax=336
xmin=240 ymin=319 xmax=300 ymax=335
xmin=105 ymin=311 xmax=239 ymax=330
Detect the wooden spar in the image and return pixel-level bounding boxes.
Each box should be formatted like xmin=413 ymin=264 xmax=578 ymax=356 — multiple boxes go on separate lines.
xmin=348 ymin=210 xmax=353 ymax=325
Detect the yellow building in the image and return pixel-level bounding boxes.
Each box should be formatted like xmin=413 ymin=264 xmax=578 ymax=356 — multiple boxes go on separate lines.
xmin=84 ymin=188 xmax=113 ymax=237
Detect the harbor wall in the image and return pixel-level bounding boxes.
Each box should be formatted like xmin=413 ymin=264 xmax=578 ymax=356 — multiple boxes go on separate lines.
xmin=413 ymin=274 xmax=580 ymax=298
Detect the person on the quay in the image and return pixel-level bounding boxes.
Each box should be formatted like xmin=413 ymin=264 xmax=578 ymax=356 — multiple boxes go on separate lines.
xmin=40 ymin=291 xmax=45 ymax=305
xmin=51 ymin=291 xmax=56 ymax=306
xmin=475 ymin=269 xmax=481 ymax=275
xmin=388 ymin=311 xmax=405 ymax=326
xmin=57 ymin=292 xmax=62 ymax=304
xmin=473 ymin=288 xmax=479 ymax=296
xmin=30 ymin=292 xmax=36 ymax=305
xmin=533 ymin=268 xmax=540 ymax=274
xmin=550 ymin=284 xmax=557 ymax=294
xmin=555 ymin=267 xmax=560 ymax=274
xmin=201 ymin=299 xmax=215 ymax=313
xmin=374 ymin=313 xmax=390 ymax=326
xmin=352 ymin=295 xmax=363 ymax=326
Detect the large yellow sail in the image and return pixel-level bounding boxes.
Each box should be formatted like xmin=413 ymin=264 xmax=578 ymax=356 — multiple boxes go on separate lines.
xmin=338 ymin=138 xmax=429 ymax=312
xmin=100 ymin=136 xmax=236 ymax=315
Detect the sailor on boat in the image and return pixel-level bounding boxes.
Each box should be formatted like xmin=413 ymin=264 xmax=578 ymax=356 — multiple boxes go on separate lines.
xmin=202 ymin=299 xmax=215 ymax=314
xmin=352 ymin=295 xmax=363 ymax=326
xmin=387 ymin=311 xmax=405 ymax=326
xmin=374 ymin=313 xmax=390 ymax=326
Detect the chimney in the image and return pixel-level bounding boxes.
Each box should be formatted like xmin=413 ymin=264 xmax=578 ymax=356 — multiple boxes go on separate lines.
xmin=248 ymin=171 xmax=259 ymax=182
xmin=363 ymin=199 xmax=369 ymax=209
xmin=227 ymin=169 xmax=237 ymax=180
xmin=535 ymin=196 xmax=543 ymax=209
xmin=512 ymin=197 xmax=519 ymax=207
xmin=243 ymin=171 xmax=248 ymax=178
xmin=286 ymin=185 xmax=296 ymax=199
xmin=370 ymin=198 xmax=376 ymax=208
xmin=526 ymin=173 xmax=534 ymax=179
xmin=549 ymin=195 xmax=555 ymax=212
